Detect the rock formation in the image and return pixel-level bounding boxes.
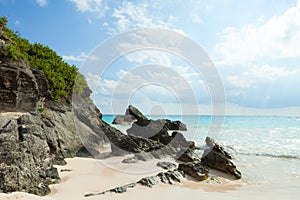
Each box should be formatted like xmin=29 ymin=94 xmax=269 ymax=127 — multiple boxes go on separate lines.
xmin=0 ymin=60 xmax=50 ymax=112
xmin=126 ymin=117 xmax=188 ymax=146
xmin=84 ymin=163 xmax=184 ymax=197
xmin=178 ymin=162 xmax=209 ymax=181
xmin=112 ymin=105 xmax=147 ymax=125
xmin=0 ymin=56 xmax=108 ymax=195
xmin=201 ymin=137 xmax=242 ymax=179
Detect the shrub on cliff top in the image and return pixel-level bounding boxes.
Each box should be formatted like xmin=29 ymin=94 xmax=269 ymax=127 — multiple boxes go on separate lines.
xmin=0 ymin=16 xmax=88 ymax=101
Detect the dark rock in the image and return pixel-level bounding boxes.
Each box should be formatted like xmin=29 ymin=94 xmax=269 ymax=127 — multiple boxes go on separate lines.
xmin=132 ymin=146 xmax=177 ymax=162
xmin=31 ymin=68 xmax=51 ymax=99
xmin=157 ymin=170 xmax=183 ymax=184
xmin=127 ymin=120 xmax=169 ymax=142
xmin=76 ymin=146 xmax=92 ymax=157
xmin=126 ymin=105 xmax=148 ymax=121
xmin=45 ymin=167 xmax=60 ymax=180
xmin=72 ymin=94 xmax=110 ymax=157
xmin=137 ymin=176 xmax=159 ymax=187
xmin=162 ymin=119 xmax=187 ymax=131
xmin=112 ymin=105 xmax=147 ymax=125
xmin=0 ymin=60 xmax=49 ymax=112
xmin=204 ymin=137 xmax=232 ymax=159
xmin=86 ymin=169 xmax=184 ymax=197
xmin=60 ymin=169 xmax=72 ymax=172
xmin=171 ymin=131 xmax=195 ymax=149
xmin=150 ymin=147 xmax=176 ymax=159
xmin=45 ymin=99 xmax=72 ymax=113
xmin=81 ymin=87 xmax=92 ymax=99
xmin=0 ymin=105 xmax=92 ymax=195
xmin=127 ymin=118 xmax=187 ymax=146
xmin=0 ymin=114 xmax=61 ymax=195
xmin=157 ymin=162 xmax=177 ymax=170
xmin=122 ymin=157 xmax=139 ymax=164
xmin=84 ymin=183 xmax=137 ymax=196
xmin=102 ymin=119 xmax=169 ymax=156
xmin=177 ymin=148 xmax=201 ymax=163
xmin=112 ymin=115 xmax=136 ymax=125
xmin=178 ymin=162 xmax=209 ymax=181
xmin=201 ymin=137 xmax=242 ymax=179
xmin=109 ymin=183 xmax=137 ymax=194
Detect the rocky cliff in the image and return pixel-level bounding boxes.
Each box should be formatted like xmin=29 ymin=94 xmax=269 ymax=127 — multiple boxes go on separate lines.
xmin=0 ymin=57 xmax=108 ymax=195
xmin=0 ymin=59 xmax=50 ymax=112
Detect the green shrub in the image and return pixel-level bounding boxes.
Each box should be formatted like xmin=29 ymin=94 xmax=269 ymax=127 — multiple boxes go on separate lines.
xmin=0 ymin=16 xmax=87 ymax=101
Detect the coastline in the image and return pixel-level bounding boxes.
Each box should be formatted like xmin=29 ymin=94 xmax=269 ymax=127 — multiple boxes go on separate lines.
xmin=1 ymin=154 xmax=299 ymax=200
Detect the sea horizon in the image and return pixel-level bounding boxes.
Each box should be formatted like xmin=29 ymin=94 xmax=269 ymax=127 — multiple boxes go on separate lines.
xmin=104 ymin=114 xmax=300 ymax=160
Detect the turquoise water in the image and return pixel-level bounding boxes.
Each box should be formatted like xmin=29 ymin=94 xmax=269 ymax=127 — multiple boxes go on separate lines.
xmin=102 ymin=115 xmax=300 ymax=159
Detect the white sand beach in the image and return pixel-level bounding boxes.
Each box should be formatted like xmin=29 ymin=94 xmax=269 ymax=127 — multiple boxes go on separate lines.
xmin=1 ymin=154 xmax=299 ymax=200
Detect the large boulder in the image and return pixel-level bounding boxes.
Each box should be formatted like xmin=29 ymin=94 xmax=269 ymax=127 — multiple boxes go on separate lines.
xmin=171 ymin=131 xmax=195 ymax=149
xmin=126 ymin=105 xmax=148 ymax=121
xmin=112 ymin=115 xmax=136 ymax=125
xmin=201 ymin=137 xmax=242 ymax=179
xmin=102 ymin=120 xmax=171 ymax=156
xmin=112 ymin=105 xmax=147 ymax=125
xmin=126 ymin=118 xmax=187 ymax=146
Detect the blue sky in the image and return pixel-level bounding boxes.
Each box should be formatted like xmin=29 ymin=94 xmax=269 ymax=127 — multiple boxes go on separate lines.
xmin=1 ymin=0 xmax=300 ymax=115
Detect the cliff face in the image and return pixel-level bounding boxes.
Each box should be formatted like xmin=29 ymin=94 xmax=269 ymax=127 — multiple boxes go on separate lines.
xmin=0 ymin=113 xmax=80 ymax=195
xmin=0 ymin=59 xmax=50 ymax=112
xmin=0 ymin=57 xmax=108 ymax=195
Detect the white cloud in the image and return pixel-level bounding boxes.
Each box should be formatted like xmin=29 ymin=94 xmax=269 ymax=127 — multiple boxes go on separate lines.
xmin=227 ymin=76 xmax=255 ymax=89
xmin=36 ymin=0 xmax=47 ymax=7
xmin=245 ymin=64 xmax=297 ymax=80
xmin=86 ymin=72 xmax=117 ymax=96
xmin=68 ymin=0 xmax=107 ymax=15
xmin=124 ymin=50 xmax=172 ymax=66
xmin=225 ymin=63 xmax=300 ymax=108
xmin=63 ymin=52 xmax=87 ymax=62
xmin=109 ymin=1 xmax=173 ymax=34
xmin=227 ymin=64 xmax=298 ymax=89
xmin=214 ymin=4 xmax=300 ymax=64
xmin=14 ymin=20 xmax=20 ymax=25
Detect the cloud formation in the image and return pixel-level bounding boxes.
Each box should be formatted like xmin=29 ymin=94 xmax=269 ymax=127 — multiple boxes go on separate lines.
xmin=68 ymin=0 xmax=107 ymax=15
xmin=214 ymin=4 xmax=300 ymax=64
xmin=36 ymin=0 xmax=47 ymax=7
xmin=108 ymin=1 xmax=174 ymax=34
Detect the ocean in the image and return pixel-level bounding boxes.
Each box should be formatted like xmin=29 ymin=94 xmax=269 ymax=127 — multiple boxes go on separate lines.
xmin=98 ymin=115 xmax=300 ymax=198
xmin=102 ymin=115 xmax=300 ymax=160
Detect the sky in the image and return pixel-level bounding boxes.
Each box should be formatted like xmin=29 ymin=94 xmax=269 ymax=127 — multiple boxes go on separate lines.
xmin=1 ymin=0 xmax=300 ymax=116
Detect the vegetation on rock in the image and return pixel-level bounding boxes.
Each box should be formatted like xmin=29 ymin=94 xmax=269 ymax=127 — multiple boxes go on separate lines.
xmin=0 ymin=16 xmax=88 ymax=101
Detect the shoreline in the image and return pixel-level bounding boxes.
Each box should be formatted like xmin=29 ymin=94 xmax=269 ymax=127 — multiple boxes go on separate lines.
xmin=1 ymin=154 xmax=299 ymax=200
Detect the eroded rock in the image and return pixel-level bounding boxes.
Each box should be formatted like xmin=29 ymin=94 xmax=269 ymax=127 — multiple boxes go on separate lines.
xmin=178 ymin=162 xmax=209 ymax=181
xmin=112 ymin=105 xmax=147 ymax=125
xmin=177 ymin=148 xmax=201 ymax=163
xmin=201 ymin=137 xmax=242 ymax=179
xmin=157 ymin=161 xmax=177 ymax=171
